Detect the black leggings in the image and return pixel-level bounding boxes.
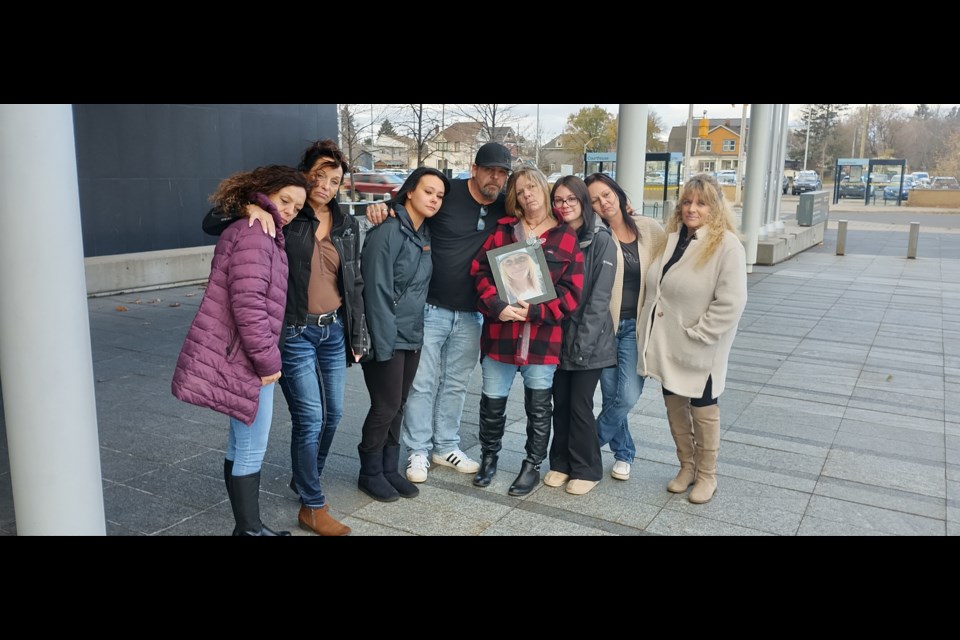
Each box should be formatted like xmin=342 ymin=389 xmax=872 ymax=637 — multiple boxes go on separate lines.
xmin=662 ymin=375 xmax=718 ymax=407
xmin=358 ymin=350 xmax=421 ymax=454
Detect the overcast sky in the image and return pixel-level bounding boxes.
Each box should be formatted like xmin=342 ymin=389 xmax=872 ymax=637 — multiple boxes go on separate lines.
xmin=513 ymin=104 xmax=949 ymax=142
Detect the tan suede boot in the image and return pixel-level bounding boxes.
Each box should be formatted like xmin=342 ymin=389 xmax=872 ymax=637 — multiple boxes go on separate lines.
xmin=663 ymin=395 xmax=696 ymax=493
xmin=299 ymin=503 xmax=351 ymax=536
xmin=689 ymin=404 xmax=721 ymax=504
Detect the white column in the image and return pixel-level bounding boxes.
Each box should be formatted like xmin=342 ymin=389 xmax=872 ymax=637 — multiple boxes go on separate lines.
xmin=616 ymin=104 xmax=649 ymax=212
xmin=0 ymin=104 xmax=105 ymax=535
xmin=741 ymin=104 xmax=775 ymax=273
xmin=762 ymin=104 xmax=785 ymax=238
xmin=773 ymin=104 xmax=791 ymax=234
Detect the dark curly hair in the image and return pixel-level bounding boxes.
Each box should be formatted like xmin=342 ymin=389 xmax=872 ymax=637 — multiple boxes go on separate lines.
xmin=210 ymin=165 xmax=310 ymax=215
xmin=297 ymin=139 xmax=349 ymax=176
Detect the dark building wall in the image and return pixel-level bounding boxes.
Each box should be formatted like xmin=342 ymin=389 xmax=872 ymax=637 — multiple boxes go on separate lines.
xmin=73 ymin=104 xmax=338 ymax=257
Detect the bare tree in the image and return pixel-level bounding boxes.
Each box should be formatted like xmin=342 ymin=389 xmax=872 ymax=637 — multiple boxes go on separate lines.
xmin=451 ymin=104 xmax=521 ymax=143
xmin=339 ymin=104 xmax=390 ymax=199
xmin=392 ymin=104 xmax=443 ymax=168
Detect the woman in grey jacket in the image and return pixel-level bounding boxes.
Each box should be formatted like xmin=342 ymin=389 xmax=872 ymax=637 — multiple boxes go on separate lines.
xmin=358 ymin=167 xmax=450 ymax=502
xmin=637 ymin=174 xmax=747 ymax=504
xmin=544 ymin=176 xmax=617 ymax=495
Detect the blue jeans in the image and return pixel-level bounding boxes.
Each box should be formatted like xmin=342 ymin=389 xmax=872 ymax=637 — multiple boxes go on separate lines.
xmin=596 ymin=318 xmax=644 ymax=463
xmin=401 ymin=304 xmax=483 ymax=457
xmin=481 ymin=357 xmax=556 ymax=397
xmin=278 ymin=320 xmax=346 ymax=509
xmin=227 ymin=383 xmax=275 ymax=476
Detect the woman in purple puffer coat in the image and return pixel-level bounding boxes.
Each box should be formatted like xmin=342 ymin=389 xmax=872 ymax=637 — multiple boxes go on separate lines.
xmin=172 ymin=165 xmax=309 ymax=536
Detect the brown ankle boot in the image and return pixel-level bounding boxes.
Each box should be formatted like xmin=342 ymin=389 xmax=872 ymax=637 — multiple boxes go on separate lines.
xmin=298 ymin=504 xmax=351 ymax=536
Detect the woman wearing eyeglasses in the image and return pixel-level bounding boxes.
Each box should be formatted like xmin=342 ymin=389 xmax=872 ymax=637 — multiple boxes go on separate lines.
xmin=585 ymin=173 xmax=666 ymax=484
xmin=470 ymin=168 xmax=584 ymax=496
xmin=542 ymin=175 xmax=618 ymax=496
xmin=202 ymin=139 xmax=369 ymax=536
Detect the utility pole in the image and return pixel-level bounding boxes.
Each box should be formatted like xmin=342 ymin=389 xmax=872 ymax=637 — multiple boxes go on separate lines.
xmin=683 ymin=104 xmax=694 ymax=182
xmin=803 ymin=111 xmax=811 ymax=171
xmin=535 ymin=104 xmax=540 ymax=168
xmin=859 ymin=104 xmax=868 ymax=159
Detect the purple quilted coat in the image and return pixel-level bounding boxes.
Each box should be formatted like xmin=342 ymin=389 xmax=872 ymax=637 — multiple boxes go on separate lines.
xmin=172 ymin=212 xmax=288 ymax=426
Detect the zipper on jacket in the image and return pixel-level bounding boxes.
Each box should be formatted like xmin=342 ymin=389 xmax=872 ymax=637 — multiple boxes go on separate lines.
xmin=226 ymin=332 xmax=240 ymax=358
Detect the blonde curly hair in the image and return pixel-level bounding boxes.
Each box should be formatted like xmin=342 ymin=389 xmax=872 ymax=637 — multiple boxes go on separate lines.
xmin=663 ymin=173 xmax=738 ymax=268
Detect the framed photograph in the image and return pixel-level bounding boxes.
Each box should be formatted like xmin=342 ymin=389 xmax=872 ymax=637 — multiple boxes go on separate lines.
xmin=487 ymin=240 xmax=557 ymax=307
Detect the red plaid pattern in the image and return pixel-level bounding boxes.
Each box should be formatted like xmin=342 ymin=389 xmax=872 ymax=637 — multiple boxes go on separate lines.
xmin=470 ymin=217 xmax=583 ymax=365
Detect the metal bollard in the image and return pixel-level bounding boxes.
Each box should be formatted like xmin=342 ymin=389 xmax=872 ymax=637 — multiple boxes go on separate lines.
xmin=907 ymin=222 xmax=919 ymax=259
xmin=836 ymin=220 xmax=848 ymax=256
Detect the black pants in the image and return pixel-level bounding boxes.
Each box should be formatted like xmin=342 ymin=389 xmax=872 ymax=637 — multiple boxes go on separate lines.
xmin=663 ymin=375 xmax=718 ymax=407
xmin=550 ymin=368 xmax=603 ymax=481
xmin=359 ymin=350 xmax=421 ymax=455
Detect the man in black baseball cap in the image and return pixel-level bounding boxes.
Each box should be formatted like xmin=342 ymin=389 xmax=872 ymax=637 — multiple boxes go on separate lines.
xmin=474 ymin=142 xmax=513 ymax=172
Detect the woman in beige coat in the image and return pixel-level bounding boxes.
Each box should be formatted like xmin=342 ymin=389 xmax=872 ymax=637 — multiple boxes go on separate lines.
xmin=637 ymin=174 xmax=747 ymax=503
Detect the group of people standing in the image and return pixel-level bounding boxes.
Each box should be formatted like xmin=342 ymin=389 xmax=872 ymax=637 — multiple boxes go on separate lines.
xmin=171 ymin=137 xmax=747 ymax=536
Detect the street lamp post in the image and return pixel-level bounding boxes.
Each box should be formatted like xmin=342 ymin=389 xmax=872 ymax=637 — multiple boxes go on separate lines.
xmin=583 ymin=134 xmax=600 ymax=175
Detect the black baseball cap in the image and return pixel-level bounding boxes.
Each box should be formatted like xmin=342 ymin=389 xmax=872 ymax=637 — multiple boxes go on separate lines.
xmin=474 ymin=142 xmax=512 ymax=171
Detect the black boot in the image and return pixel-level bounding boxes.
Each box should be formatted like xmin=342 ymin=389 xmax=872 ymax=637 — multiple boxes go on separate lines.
xmin=383 ymin=445 xmax=419 ymax=498
xmin=223 ymin=459 xmax=234 ymax=499
xmin=507 ymin=387 xmax=552 ymax=497
xmin=473 ymin=394 xmax=508 ymax=487
xmin=228 ymin=471 xmax=291 ymax=536
xmin=224 ymin=459 xmax=238 ymax=536
xmin=357 ymin=448 xmax=400 ymax=502
xmin=474 ymin=453 xmax=498 ymax=488
xmin=508 ymin=460 xmax=541 ymax=497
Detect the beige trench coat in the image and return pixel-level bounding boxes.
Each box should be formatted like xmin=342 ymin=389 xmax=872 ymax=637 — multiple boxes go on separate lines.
xmin=637 ymin=228 xmax=747 ymax=399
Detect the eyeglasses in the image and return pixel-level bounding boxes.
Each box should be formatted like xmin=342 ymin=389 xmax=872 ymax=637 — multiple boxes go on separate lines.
xmin=552 ymin=196 xmax=579 ymax=208
xmin=476 ymin=205 xmax=488 ymax=231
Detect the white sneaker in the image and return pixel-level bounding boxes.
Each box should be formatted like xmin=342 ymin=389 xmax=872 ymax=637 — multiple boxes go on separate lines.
xmin=611 ymin=460 xmax=631 ymax=481
xmin=406 ymin=454 xmax=430 ymax=483
xmin=431 ymin=449 xmax=480 ymax=474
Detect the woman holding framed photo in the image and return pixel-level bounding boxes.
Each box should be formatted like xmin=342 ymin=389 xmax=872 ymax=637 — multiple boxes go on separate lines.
xmin=469 ymin=168 xmax=583 ymax=496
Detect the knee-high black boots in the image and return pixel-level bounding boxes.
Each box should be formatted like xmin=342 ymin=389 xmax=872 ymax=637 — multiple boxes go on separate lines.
xmin=508 ymin=387 xmax=552 ymax=497
xmin=473 ymin=394 xmax=508 ymax=487
xmin=227 ymin=469 xmax=291 ymax=536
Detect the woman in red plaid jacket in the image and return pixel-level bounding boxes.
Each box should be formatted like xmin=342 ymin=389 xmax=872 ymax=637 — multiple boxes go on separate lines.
xmin=469 ymin=168 xmax=584 ymax=496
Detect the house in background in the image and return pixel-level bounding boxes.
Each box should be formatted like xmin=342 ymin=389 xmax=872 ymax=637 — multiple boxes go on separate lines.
xmin=538 ymin=134 xmax=584 ymax=174
xmin=667 ymin=117 xmax=748 ymax=176
xmin=372 ymin=133 xmax=417 ymax=170
xmin=429 ymin=122 xmax=522 ymax=173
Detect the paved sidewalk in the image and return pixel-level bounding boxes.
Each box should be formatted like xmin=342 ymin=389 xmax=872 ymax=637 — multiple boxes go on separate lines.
xmin=0 ymin=222 xmax=957 ymax=535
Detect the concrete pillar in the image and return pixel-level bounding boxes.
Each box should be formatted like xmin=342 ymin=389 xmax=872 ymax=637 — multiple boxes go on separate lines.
xmin=616 ymin=104 xmax=649 ymax=212
xmin=0 ymin=104 xmax=105 ymax=535
xmin=836 ymin=220 xmax=848 ymax=256
xmin=741 ymin=104 xmax=775 ymax=272
xmin=908 ymin=222 xmax=919 ymax=259
xmin=765 ymin=104 xmax=790 ymax=236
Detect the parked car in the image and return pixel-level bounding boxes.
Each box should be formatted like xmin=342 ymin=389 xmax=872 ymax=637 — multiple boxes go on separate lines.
xmin=546 ymin=172 xmax=564 ymax=185
xmin=930 ymin=176 xmax=959 ymax=189
xmin=340 ymin=172 xmax=405 ymax=198
xmin=838 ymin=176 xmax=871 ymax=199
xmin=452 ymin=170 xmax=472 ymax=180
xmin=883 ymin=176 xmax=916 ymax=201
xmin=792 ymin=170 xmax=822 ymax=195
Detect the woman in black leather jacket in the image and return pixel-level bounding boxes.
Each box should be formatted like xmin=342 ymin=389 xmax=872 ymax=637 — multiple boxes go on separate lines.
xmin=202 ymin=139 xmax=368 ymax=536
